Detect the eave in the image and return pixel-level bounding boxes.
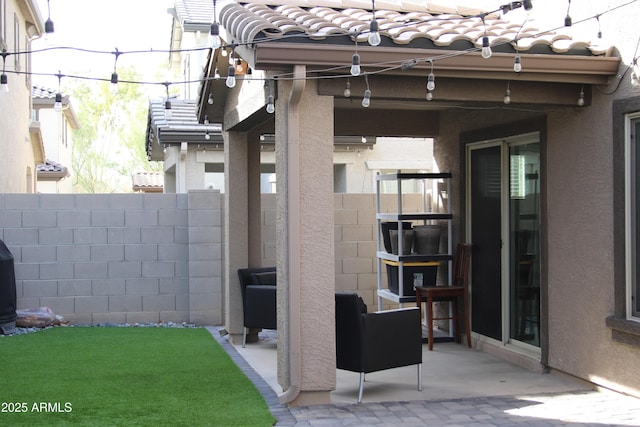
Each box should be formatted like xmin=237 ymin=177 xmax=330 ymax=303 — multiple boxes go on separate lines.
xmin=249 ymin=43 xmax=620 ymax=85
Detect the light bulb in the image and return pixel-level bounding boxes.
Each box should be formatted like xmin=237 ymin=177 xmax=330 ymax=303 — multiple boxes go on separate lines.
xmin=350 ymin=53 xmax=361 ymax=76
xmin=0 ymin=74 xmax=8 ymax=93
xmin=214 ymin=68 xmax=220 ymax=79
xmin=266 ymin=95 xmax=275 ymax=114
xmin=164 ymin=100 xmax=172 ymax=118
xmin=481 ymin=36 xmax=492 ymax=59
xmin=226 ymin=65 xmax=236 ymax=88
xmin=204 ymin=115 xmax=210 ymax=125
xmin=205 ymin=132 xmax=211 ymax=140
xmin=426 ymin=90 xmax=433 ymax=101
xmin=235 ymin=59 xmax=243 ymax=73
xmin=54 ymin=93 xmax=62 ymax=112
xmin=577 ymin=90 xmax=585 ymax=107
xmin=209 ymin=23 xmax=221 ymax=49
xmin=631 ymin=72 xmax=639 ymax=88
xmin=343 ymin=80 xmax=351 ymax=98
xmin=362 ymin=89 xmax=371 ymax=108
xmin=504 ymin=89 xmax=511 ymax=104
xmin=564 ymin=15 xmax=572 ymax=27
xmin=513 ymin=56 xmax=522 ymax=73
xmin=207 ymin=93 xmax=214 ymax=105
xmin=426 ymin=73 xmax=435 ymax=91
xmin=44 ymin=18 xmax=54 ymax=46
xmin=368 ymin=20 xmax=381 ymax=46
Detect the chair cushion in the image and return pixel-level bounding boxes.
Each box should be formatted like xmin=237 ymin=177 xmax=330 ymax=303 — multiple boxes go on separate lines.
xmin=251 ymin=271 xmax=277 ymax=285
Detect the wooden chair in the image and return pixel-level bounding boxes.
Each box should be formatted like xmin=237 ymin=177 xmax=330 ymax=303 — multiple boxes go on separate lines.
xmin=415 ymin=243 xmax=472 ymax=351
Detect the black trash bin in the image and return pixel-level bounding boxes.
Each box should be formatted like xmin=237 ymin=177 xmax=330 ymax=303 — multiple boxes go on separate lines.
xmin=0 ymin=239 xmax=17 ymax=334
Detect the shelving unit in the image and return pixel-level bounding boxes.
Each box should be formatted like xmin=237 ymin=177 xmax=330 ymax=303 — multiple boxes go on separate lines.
xmin=376 ymin=172 xmax=453 ymax=310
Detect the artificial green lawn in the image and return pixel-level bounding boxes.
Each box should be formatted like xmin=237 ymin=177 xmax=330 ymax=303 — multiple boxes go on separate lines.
xmin=0 ymin=327 xmax=275 ymax=426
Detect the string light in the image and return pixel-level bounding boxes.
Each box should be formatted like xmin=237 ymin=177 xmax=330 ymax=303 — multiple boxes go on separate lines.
xmin=54 ymin=72 xmax=63 ymax=112
xmin=1 ymin=73 xmax=8 ymax=94
xmin=577 ymin=85 xmax=585 ymax=106
xmin=44 ymin=0 xmax=55 ymax=46
xmin=110 ymin=48 xmax=120 ymax=87
xmin=210 ymin=0 xmax=221 ymax=49
xmin=481 ymin=36 xmax=492 ymax=59
xmin=226 ymin=65 xmax=236 ymax=88
xmin=266 ymin=79 xmax=275 ymax=114
xmin=207 ymin=93 xmax=214 ymax=105
xmin=426 ymin=60 xmax=435 ymax=91
xmin=565 ymin=0 xmax=573 ymax=27
xmin=351 ymin=53 xmax=361 ymax=76
xmin=504 ymin=81 xmax=511 ymax=104
xmin=0 ymin=49 xmax=8 ymax=94
xmin=0 ymin=0 xmax=633 ymax=113
xmin=481 ymin=16 xmax=492 ymax=59
xmin=513 ymin=55 xmax=522 ymax=73
xmin=164 ymin=82 xmax=172 ymax=119
xmin=368 ymin=0 xmax=381 ymax=47
xmin=344 ymin=79 xmax=351 ymax=97
xmin=204 ymin=115 xmax=211 ymax=139
xmin=362 ymin=74 xmax=371 ymax=108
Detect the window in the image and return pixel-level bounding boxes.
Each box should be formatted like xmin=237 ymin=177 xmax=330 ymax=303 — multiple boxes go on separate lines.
xmin=13 ymin=13 xmax=19 ymax=71
xmin=0 ymin=0 xmax=5 ymax=47
xmin=626 ymin=112 xmax=640 ymax=321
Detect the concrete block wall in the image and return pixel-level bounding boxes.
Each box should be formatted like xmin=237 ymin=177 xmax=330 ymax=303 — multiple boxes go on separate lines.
xmin=261 ymin=193 xmax=425 ymax=310
xmin=0 ymin=191 xmax=222 ymax=326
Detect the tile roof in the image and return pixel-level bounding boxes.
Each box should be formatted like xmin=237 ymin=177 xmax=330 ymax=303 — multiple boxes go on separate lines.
xmin=174 ymin=0 xmax=215 ymax=31
xmin=132 ymin=172 xmax=164 ymax=192
xmin=36 ymin=160 xmax=70 ymax=179
xmin=145 ymin=98 xmax=223 ymax=161
xmin=32 ymin=85 xmax=70 ymax=102
xmin=219 ymin=0 xmax=609 ymax=55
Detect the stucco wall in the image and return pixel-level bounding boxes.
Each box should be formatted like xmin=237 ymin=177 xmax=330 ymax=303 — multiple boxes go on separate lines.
xmin=0 ymin=191 xmax=222 ymax=326
xmin=435 ymin=86 xmax=640 ymax=396
xmin=0 ymin=1 xmax=37 ymax=193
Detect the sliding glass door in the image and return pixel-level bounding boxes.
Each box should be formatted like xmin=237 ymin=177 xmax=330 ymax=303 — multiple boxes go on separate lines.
xmin=467 ymin=134 xmax=541 ymax=349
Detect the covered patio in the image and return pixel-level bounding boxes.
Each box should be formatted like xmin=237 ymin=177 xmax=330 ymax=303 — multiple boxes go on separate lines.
xmin=196 ymin=0 xmax=622 ymax=406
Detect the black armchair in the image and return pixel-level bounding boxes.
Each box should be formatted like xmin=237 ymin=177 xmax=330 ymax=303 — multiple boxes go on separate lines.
xmin=237 ymin=267 xmax=277 ymax=347
xmin=335 ymin=292 xmax=422 ymax=403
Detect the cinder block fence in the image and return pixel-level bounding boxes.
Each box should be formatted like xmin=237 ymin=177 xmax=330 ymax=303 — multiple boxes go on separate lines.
xmin=0 ymin=191 xmax=222 ymax=325
xmin=0 ymin=191 xmax=420 ymax=325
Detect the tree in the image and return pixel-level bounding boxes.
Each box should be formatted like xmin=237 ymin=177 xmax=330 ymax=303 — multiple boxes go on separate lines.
xmin=70 ymin=67 xmax=162 ymax=193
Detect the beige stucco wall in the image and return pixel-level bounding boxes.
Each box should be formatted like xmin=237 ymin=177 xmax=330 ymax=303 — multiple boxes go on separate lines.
xmin=0 ymin=1 xmax=38 ymax=193
xmin=433 ymin=73 xmax=640 ymax=398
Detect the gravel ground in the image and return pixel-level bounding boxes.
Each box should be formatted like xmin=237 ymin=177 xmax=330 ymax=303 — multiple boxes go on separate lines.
xmin=1 ymin=321 xmax=199 ymax=337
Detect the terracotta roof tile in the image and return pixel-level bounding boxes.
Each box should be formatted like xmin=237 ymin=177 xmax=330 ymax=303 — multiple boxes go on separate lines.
xmin=219 ymin=0 xmax=610 ymax=55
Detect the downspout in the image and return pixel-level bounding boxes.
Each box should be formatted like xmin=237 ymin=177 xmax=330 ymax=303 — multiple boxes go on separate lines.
xmin=278 ymin=65 xmax=306 ymax=404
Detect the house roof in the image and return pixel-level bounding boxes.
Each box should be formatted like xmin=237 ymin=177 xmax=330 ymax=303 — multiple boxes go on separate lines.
xmin=173 ymin=0 xmax=215 ymax=31
xmin=32 ymin=86 xmax=80 ymax=129
xmin=132 ymin=172 xmax=164 ymax=193
xmin=36 ymin=160 xmax=70 ymax=180
xmin=219 ymin=0 xmax=609 ymax=55
xmin=146 ymin=99 xmax=223 ymax=161
xmin=214 ymin=0 xmax=618 ymax=83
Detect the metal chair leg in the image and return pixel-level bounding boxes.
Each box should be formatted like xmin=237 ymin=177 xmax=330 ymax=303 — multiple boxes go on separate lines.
xmin=242 ymin=327 xmax=247 ymax=348
xmin=417 ymin=364 xmax=422 ymax=391
xmin=358 ymin=372 xmax=365 ymax=403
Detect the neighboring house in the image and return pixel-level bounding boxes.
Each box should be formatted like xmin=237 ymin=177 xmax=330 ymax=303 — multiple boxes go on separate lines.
xmin=132 ymin=171 xmax=164 ymax=193
xmin=32 ymin=85 xmax=79 ymax=193
xmin=0 ymin=0 xmax=44 ymax=193
xmin=194 ymin=0 xmax=639 ymax=405
xmin=147 ymin=0 xmax=437 ymax=194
